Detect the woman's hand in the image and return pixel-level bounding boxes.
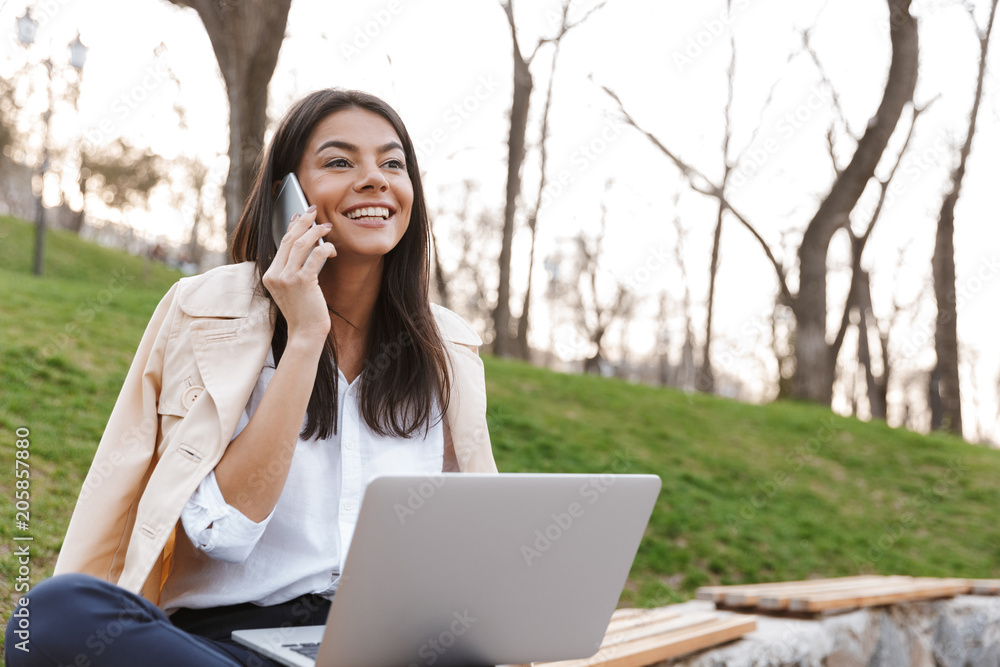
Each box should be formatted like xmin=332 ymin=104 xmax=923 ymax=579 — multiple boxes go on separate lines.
xmin=262 ymin=205 xmax=338 ymax=346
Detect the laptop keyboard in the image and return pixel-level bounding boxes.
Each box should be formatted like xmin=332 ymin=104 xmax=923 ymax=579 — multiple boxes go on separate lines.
xmin=283 ymin=642 xmax=321 ymax=659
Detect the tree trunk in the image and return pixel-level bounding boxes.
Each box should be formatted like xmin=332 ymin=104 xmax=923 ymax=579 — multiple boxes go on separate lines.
xmin=166 ymin=0 xmax=291 ymax=257
xmin=701 ymin=20 xmax=736 ymax=394
xmin=931 ymin=209 xmax=961 ymax=434
xmin=930 ymin=0 xmax=996 ymax=437
xmin=701 ymin=197 xmax=725 ymax=393
xmin=186 ymin=201 xmax=205 ymax=268
xmin=792 ymin=0 xmax=918 ymax=403
xmin=494 ymin=56 xmax=531 ymax=356
xmin=494 ymin=3 xmax=533 ymax=357
xmin=515 ymin=38 xmax=562 ymax=361
xmin=856 ymin=270 xmax=887 ymax=420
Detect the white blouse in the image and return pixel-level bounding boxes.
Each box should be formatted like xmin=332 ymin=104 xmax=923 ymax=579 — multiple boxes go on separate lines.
xmin=159 ymin=349 xmax=444 ymax=613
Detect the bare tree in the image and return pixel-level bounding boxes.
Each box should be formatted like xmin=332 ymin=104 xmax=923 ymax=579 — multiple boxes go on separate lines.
xmin=655 ymin=291 xmax=672 ymax=386
xmin=567 ymin=184 xmax=635 ymax=374
xmin=602 ymin=0 xmax=919 ymax=406
xmin=791 ymin=0 xmax=918 ymax=404
xmin=167 ymin=154 xmax=216 ymax=270
xmin=827 ymin=99 xmax=935 ymax=420
xmin=493 ymin=0 xmax=606 ymax=356
xmin=164 ymin=0 xmax=292 ymax=254
xmin=514 ymin=1 xmax=573 ymax=361
xmin=700 ymin=0 xmax=738 ymax=395
xmin=431 ymin=180 xmax=503 ymax=333
xmin=428 ymin=218 xmax=451 ymax=311
xmin=667 ymin=194 xmax=698 ymax=391
xmin=930 ymin=0 xmax=997 ymax=436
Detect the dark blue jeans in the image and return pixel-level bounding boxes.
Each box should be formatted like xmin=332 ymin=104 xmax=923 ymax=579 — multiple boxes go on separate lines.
xmin=4 ymin=573 xmax=331 ymax=667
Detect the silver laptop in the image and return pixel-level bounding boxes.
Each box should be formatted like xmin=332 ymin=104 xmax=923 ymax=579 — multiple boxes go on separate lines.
xmin=232 ymin=472 xmax=661 ymax=666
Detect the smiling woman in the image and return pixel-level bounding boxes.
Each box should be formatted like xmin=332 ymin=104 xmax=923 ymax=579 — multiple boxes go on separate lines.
xmin=5 ymin=89 xmax=498 ymax=667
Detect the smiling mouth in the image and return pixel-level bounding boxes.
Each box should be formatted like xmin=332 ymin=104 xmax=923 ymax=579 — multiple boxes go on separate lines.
xmin=344 ymin=206 xmax=391 ymax=221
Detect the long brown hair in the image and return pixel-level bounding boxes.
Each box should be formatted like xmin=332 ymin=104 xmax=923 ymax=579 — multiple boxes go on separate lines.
xmin=232 ymin=89 xmax=450 ymax=439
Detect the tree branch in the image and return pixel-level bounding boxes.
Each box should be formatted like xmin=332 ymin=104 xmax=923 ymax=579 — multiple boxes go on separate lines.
xmin=802 ymin=28 xmax=857 ymax=141
xmin=528 ymin=0 xmax=608 ymax=63
xmin=599 ymin=83 xmax=794 ymax=306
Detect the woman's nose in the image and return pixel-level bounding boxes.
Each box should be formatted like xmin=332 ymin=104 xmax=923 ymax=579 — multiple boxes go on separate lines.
xmin=354 ymin=162 xmax=389 ymax=191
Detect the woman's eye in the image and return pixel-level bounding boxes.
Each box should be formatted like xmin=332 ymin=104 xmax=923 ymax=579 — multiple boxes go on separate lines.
xmin=325 ymin=158 xmax=351 ymax=168
xmin=384 ymin=159 xmax=406 ymax=170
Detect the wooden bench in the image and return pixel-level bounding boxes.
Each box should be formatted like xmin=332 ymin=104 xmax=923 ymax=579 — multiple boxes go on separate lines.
xmin=697 ymin=575 xmax=978 ymax=615
xmin=502 ymin=605 xmax=756 ymax=667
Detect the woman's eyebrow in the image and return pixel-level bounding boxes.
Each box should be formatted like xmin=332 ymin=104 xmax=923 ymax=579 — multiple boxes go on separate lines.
xmin=316 ymin=140 xmax=404 ymax=155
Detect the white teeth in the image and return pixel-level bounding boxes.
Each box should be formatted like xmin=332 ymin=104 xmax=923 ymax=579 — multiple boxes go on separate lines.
xmin=346 ymin=206 xmax=390 ymax=220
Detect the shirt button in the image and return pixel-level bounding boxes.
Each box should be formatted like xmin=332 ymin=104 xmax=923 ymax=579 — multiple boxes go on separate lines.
xmin=342 ymin=500 xmax=354 ymax=511
xmin=345 ymin=440 xmax=354 ymax=451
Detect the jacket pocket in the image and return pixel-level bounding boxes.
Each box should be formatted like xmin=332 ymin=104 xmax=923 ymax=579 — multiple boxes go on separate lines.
xmin=176 ymin=442 xmax=204 ymax=463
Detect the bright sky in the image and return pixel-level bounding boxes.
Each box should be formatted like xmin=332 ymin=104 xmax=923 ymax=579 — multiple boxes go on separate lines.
xmin=2 ymin=0 xmax=998 ymax=441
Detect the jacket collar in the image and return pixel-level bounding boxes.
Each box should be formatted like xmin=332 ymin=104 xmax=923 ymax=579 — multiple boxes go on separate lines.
xmin=174 ymin=261 xmax=481 ymax=348
xmin=177 ymin=262 xmax=271 ymax=320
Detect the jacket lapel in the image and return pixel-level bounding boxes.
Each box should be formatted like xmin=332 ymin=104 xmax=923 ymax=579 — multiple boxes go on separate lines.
xmin=181 ymin=263 xmax=276 ymax=449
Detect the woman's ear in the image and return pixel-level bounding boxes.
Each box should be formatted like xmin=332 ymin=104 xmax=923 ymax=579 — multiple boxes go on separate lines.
xmin=272 ymin=180 xmax=281 ymax=196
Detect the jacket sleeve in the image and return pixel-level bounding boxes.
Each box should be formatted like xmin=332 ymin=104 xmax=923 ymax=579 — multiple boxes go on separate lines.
xmin=53 ymin=282 xmax=181 ymax=581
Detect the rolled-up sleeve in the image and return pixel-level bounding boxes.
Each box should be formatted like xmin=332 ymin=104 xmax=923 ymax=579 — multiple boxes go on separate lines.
xmin=180 ymin=469 xmax=273 ymax=563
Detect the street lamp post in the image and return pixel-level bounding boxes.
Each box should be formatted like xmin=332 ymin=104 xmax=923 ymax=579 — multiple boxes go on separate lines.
xmin=16 ymin=9 xmax=87 ymax=277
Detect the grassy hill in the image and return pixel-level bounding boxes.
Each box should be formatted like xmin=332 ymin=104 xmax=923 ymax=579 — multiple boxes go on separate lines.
xmin=2 ymin=215 xmax=1000 ymax=628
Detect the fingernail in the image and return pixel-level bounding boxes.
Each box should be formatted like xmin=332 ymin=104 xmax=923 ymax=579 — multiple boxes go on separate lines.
xmin=322 ymin=222 xmax=333 ymax=228
xmin=307 ymin=204 xmax=317 ymax=213
xmin=291 ymin=213 xmax=300 ymax=222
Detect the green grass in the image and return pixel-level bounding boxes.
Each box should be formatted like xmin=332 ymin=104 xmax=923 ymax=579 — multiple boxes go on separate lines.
xmin=2 ymin=213 xmax=1000 ymax=634
xmin=0 ymin=216 xmax=183 ymax=632
xmin=485 ymin=357 xmax=1000 ymax=606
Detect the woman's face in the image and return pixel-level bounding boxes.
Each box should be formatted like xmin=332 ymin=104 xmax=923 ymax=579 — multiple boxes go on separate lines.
xmin=294 ymin=107 xmax=413 ymax=261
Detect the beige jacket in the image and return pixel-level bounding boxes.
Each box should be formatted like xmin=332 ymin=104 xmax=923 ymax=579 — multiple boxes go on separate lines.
xmin=53 ymin=262 xmax=497 ymax=604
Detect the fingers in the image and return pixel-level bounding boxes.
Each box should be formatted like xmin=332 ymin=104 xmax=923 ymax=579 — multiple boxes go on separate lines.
xmin=274 ymin=206 xmax=331 ymax=271
xmin=264 ymin=207 xmax=333 ymax=291
xmin=302 ymin=235 xmax=338 ymax=274
xmin=287 ymin=221 xmax=333 ymax=270
xmin=273 ymin=205 xmax=317 ymax=263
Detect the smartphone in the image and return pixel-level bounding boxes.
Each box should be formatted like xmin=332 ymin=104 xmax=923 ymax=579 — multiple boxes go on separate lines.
xmin=272 ymin=173 xmax=328 ymax=271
